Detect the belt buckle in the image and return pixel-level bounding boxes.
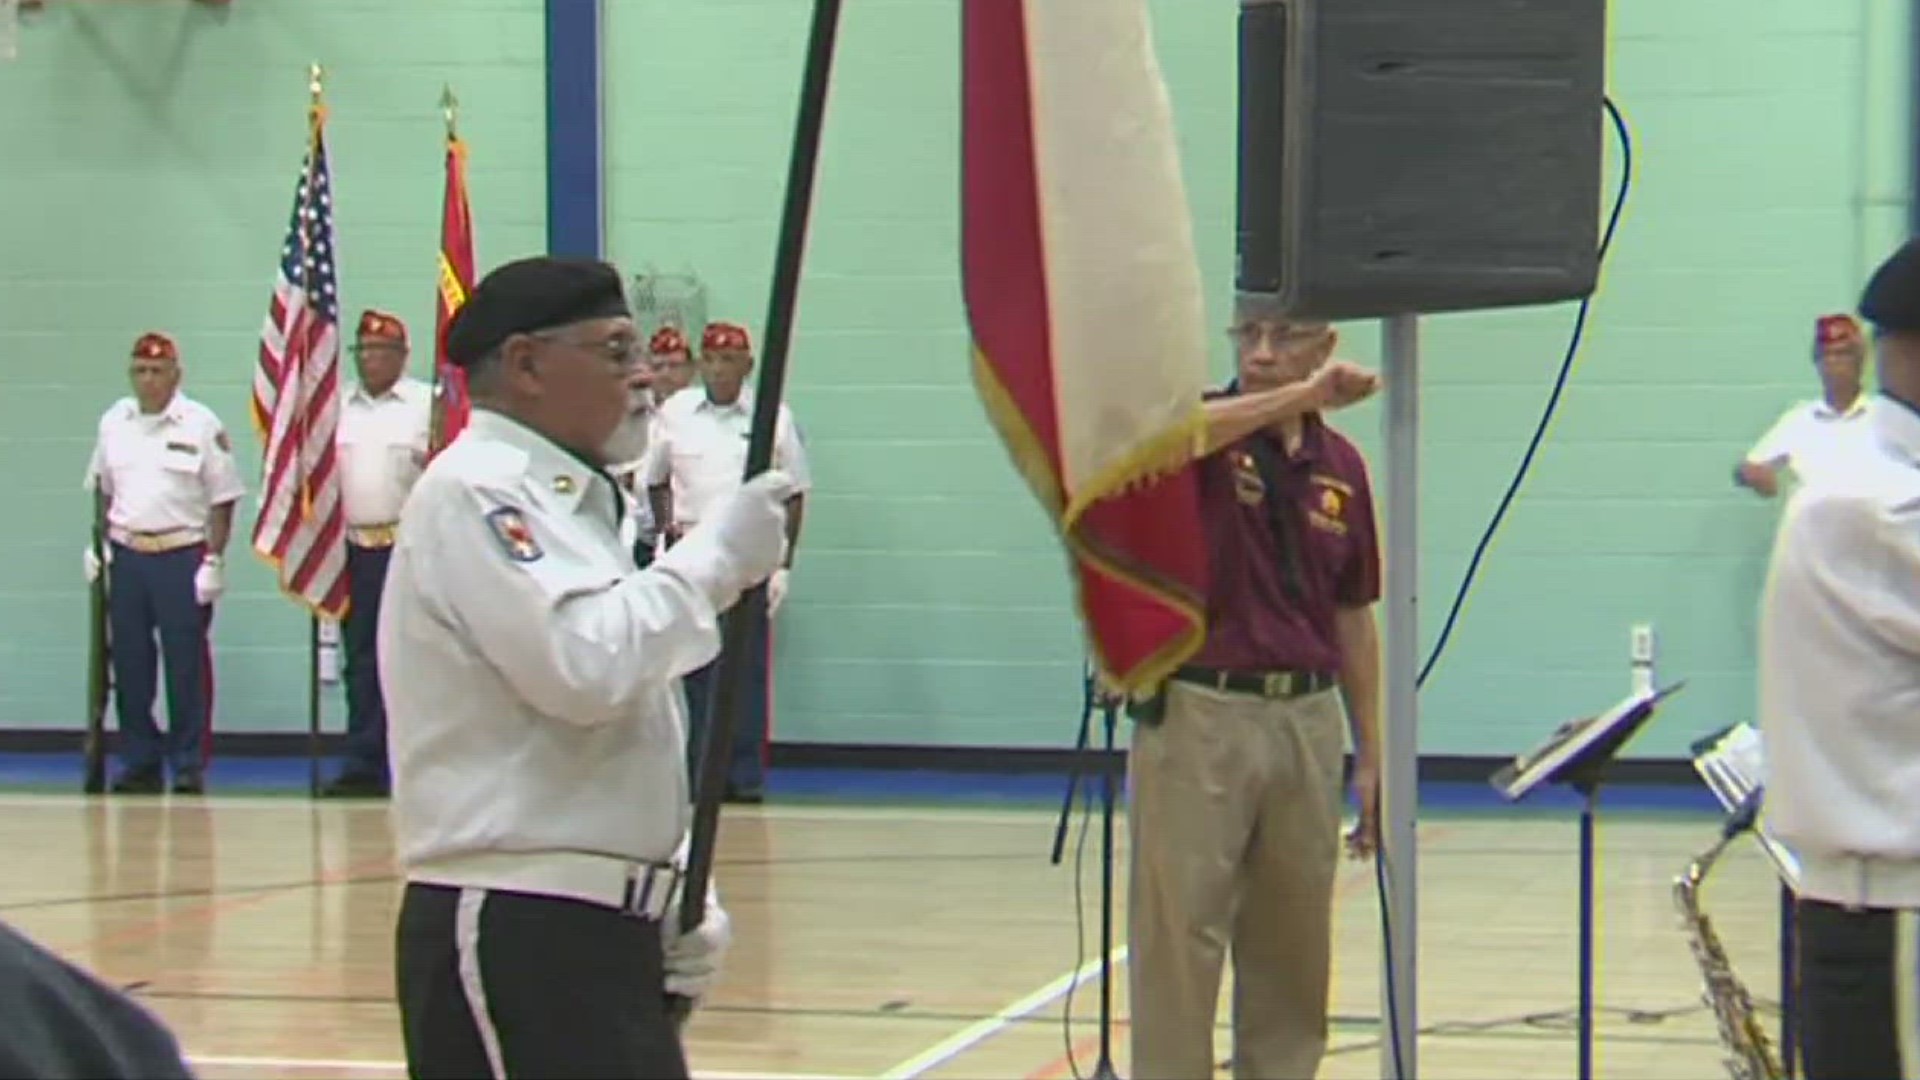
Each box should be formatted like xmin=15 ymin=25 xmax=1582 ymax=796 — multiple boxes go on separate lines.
xmin=1262 ymin=672 xmax=1291 ymax=698
xmin=621 ymin=862 xmax=681 ymax=922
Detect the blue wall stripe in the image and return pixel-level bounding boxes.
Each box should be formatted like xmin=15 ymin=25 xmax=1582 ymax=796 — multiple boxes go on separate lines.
xmin=545 ymin=0 xmax=603 ymax=258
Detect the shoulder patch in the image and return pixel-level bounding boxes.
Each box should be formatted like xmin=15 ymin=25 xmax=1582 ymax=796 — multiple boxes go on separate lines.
xmin=485 ymin=506 xmax=544 ymax=562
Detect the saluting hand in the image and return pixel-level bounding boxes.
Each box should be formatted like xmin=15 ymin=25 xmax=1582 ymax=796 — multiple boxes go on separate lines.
xmin=1309 ymin=360 xmax=1382 ymax=412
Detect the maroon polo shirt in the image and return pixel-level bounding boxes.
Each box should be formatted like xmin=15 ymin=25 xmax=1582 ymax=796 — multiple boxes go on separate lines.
xmin=1188 ymin=411 xmax=1381 ymax=674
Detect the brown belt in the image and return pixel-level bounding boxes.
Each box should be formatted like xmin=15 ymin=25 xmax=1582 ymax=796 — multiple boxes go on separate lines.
xmin=348 ymin=523 xmax=398 ymax=549
xmin=1172 ymin=665 xmax=1338 ymax=699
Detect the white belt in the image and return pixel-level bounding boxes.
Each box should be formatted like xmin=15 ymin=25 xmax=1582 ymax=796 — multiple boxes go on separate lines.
xmin=407 ymin=850 xmax=681 ymax=921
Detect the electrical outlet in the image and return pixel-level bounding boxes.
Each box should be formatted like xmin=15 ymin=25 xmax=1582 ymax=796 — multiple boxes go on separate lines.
xmin=1629 ymin=624 xmax=1654 ymax=664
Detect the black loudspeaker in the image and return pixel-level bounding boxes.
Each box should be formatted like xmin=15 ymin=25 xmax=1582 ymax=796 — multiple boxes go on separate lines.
xmin=1235 ymin=0 xmax=1609 ymax=321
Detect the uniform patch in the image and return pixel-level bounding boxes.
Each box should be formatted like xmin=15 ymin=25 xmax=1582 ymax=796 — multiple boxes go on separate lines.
xmin=486 ymin=506 xmax=544 ymax=562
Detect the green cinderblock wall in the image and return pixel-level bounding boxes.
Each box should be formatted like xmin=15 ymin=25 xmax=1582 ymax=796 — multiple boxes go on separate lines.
xmin=0 ymin=0 xmax=1909 ymax=758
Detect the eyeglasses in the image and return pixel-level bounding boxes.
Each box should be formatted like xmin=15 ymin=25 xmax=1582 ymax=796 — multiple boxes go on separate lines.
xmin=1229 ymin=322 xmax=1330 ymax=349
xmin=532 ymin=330 xmax=643 ymax=367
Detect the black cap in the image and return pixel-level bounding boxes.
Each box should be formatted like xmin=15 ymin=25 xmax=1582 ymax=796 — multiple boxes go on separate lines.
xmin=444 ymin=256 xmax=632 ymax=367
xmin=1860 ymin=238 xmax=1920 ymax=335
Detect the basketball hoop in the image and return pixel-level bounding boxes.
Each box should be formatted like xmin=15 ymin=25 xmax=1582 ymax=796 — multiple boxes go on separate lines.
xmin=0 ymin=0 xmax=19 ymax=63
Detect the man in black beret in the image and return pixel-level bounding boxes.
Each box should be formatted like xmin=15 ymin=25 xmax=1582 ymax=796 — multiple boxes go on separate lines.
xmin=379 ymin=255 xmax=796 ymax=1078
xmin=1757 ymin=237 xmax=1920 ymax=1080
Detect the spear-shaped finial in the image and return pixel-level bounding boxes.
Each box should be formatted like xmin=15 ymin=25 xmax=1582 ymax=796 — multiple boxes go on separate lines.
xmin=440 ymin=83 xmax=459 ymax=140
xmin=308 ymin=62 xmax=324 ymax=103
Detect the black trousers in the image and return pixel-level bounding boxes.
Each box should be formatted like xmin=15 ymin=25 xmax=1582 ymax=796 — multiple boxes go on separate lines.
xmin=395 ymin=883 xmax=687 ymax=1080
xmin=1797 ymin=898 xmax=1920 ymax=1079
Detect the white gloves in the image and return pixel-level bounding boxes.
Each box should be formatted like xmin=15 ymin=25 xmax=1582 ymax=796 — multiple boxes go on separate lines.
xmin=653 ymin=470 xmax=795 ymax=610
xmin=662 ymin=891 xmax=732 ymax=1000
xmin=768 ymin=568 xmax=790 ymax=614
xmin=193 ymin=556 xmax=224 ymax=606
xmin=82 ymin=545 xmax=109 ymax=584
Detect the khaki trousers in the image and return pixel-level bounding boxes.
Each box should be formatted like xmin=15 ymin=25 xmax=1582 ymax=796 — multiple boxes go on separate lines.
xmin=1127 ymin=680 xmax=1349 ymax=1080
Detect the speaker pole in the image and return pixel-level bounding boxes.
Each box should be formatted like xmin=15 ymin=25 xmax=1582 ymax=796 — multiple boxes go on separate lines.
xmin=1380 ymin=313 xmax=1420 ymax=1080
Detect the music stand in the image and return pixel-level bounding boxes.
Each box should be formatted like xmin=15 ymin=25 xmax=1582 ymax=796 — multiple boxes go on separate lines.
xmin=1048 ymin=661 xmax=1122 ymax=1080
xmin=1489 ymin=679 xmax=1685 ymax=1080
xmin=1690 ymin=722 xmax=1801 ymax=1077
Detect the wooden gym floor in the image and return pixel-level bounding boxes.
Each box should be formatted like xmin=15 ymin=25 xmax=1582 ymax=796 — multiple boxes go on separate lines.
xmin=0 ymin=791 xmax=1783 ymax=1078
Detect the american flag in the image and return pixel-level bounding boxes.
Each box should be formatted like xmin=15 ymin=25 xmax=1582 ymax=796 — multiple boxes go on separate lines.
xmin=249 ymin=117 xmax=348 ymax=619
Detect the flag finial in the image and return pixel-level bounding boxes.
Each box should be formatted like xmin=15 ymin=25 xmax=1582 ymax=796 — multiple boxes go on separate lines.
xmin=440 ymin=84 xmax=459 ymax=140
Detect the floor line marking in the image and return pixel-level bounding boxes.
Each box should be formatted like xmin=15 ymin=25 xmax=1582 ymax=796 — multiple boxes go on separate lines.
xmin=878 ymin=944 xmax=1128 ymax=1080
xmin=187 ymin=1055 xmax=849 ymax=1079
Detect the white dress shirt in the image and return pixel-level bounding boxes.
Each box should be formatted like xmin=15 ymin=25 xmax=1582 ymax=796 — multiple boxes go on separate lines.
xmin=1759 ymin=395 xmax=1920 ymax=907
xmin=379 ymin=408 xmax=726 ymax=873
xmin=642 ymin=387 xmax=811 ymax=528
xmin=1746 ymin=394 xmax=1879 ymax=489
xmin=83 ymin=394 xmax=245 ymax=533
xmin=338 ymin=377 xmax=432 ymax=526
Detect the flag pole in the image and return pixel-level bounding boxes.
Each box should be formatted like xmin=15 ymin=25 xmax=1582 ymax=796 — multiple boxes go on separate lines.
xmin=670 ymin=0 xmax=843 ymax=1026
xmin=306 ymin=61 xmax=326 ymax=799
xmin=429 ymin=84 xmax=458 ymax=453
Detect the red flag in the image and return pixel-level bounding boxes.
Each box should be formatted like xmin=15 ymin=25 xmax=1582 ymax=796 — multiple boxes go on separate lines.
xmin=962 ymin=0 xmax=1211 ymax=694
xmin=432 ymin=130 xmax=476 ymax=454
xmin=250 ymin=100 xmax=349 ymax=620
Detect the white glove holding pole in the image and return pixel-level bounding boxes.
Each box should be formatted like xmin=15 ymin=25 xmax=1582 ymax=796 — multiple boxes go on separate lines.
xmin=653 ymin=470 xmax=795 ymax=611
xmin=663 ymin=837 xmax=733 ymax=1002
xmin=83 ymin=545 xmax=108 ymax=584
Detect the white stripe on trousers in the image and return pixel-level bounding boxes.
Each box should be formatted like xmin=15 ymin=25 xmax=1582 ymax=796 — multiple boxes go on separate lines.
xmin=455 ymin=888 xmax=508 ymax=1080
xmin=1896 ymin=910 xmax=1920 ymax=1080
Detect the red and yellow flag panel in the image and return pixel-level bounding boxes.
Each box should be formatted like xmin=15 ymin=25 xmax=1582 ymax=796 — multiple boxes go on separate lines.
xmin=432 ymin=131 xmax=476 ymax=453
xmin=961 ymin=0 xmax=1213 ymax=694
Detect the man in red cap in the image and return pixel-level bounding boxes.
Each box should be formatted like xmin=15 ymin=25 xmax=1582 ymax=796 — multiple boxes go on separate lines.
xmin=642 ymin=320 xmax=811 ymax=803
xmin=647 ymin=325 xmax=697 ymax=404
xmin=1737 ymin=313 xmax=1877 ymax=497
xmin=613 ymin=326 xmax=700 ymax=570
xmin=83 ymin=331 xmax=245 ymax=794
xmin=323 ymin=309 xmax=433 ymax=797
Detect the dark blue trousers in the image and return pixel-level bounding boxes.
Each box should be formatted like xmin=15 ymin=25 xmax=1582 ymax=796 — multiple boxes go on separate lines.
xmin=341 ymin=544 xmax=391 ymax=779
xmin=106 ymin=542 xmax=210 ymax=780
xmin=682 ymin=611 xmax=770 ymax=797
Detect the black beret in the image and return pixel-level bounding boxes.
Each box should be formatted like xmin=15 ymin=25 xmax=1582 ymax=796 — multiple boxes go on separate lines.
xmin=444 ymin=256 xmax=632 ymax=367
xmin=1859 ymin=238 xmax=1920 ymax=335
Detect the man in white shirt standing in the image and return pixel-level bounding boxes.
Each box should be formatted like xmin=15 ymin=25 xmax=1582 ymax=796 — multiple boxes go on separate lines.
xmin=380 ymin=256 xmax=782 ymax=1078
xmin=643 ymin=321 xmax=811 ymax=804
xmin=324 ymin=309 xmax=432 ymax=798
xmin=1759 ymin=238 xmax=1920 ymax=1079
xmin=83 ymin=332 xmax=244 ymax=795
xmin=1738 ymin=313 xmax=1877 ymax=497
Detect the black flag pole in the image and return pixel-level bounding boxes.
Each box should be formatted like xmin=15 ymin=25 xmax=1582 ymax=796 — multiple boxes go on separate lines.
xmin=669 ymin=0 xmax=844 ymax=1026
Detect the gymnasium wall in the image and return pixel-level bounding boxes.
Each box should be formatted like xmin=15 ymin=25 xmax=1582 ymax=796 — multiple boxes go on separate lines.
xmin=0 ymin=0 xmax=1909 ymax=761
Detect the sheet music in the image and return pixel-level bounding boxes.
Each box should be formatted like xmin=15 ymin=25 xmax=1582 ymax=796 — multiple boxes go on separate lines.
xmin=1690 ymin=722 xmax=1802 ymax=893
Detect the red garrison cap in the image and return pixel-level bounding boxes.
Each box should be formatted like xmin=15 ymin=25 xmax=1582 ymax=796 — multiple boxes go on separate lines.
xmin=1817 ymin=313 xmax=1864 ymax=349
xmin=357 ymin=309 xmax=408 ymax=345
xmin=649 ymin=326 xmax=689 ymax=355
xmin=702 ymin=321 xmax=752 ymax=353
xmin=131 ymin=332 xmax=178 ymax=362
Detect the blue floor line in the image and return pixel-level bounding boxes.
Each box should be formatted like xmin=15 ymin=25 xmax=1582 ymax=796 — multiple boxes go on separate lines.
xmin=0 ymin=752 xmax=1725 ymax=816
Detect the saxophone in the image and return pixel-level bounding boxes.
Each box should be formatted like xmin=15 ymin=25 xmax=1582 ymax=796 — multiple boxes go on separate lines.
xmin=1673 ymin=793 xmax=1785 ymax=1080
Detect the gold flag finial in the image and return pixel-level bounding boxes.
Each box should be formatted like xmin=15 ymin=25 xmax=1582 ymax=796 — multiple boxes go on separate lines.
xmin=440 ymin=84 xmax=459 ymax=139
xmin=308 ymin=62 xmax=324 ymax=102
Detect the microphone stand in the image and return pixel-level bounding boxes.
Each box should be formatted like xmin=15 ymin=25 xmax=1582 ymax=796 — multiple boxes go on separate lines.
xmin=1049 ymin=661 xmax=1121 ymax=1080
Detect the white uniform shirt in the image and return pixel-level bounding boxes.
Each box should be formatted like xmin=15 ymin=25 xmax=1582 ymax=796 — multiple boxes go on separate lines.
xmin=378 ymin=408 xmax=725 ymax=871
xmin=1759 ymin=396 xmax=1920 ymax=907
xmin=338 ymin=377 xmax=432 ymax=526
xmin=83 ymin=394 xmax=245 ymax=533
xmin=642 ymin=387 xmax=811 ymax=528
xmin=1745 ymin=395 xmax=1878 ymax=489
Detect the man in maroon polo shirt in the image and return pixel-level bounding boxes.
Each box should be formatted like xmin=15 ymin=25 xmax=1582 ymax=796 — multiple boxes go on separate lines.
xmin=1128 ymin=290 xmax=1383 ymax=1080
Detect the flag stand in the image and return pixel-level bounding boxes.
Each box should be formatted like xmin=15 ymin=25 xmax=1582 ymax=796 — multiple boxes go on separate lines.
xmin=670 ymin=0 xmax=844 ymax=1028
xmin=1046 ymin=662 xmax=1121 ymax=1080
xmin=1378 ymin=313 xmax=1420 ymax=1080
xmin=306 ymin=615 xmax=321 ymax=797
